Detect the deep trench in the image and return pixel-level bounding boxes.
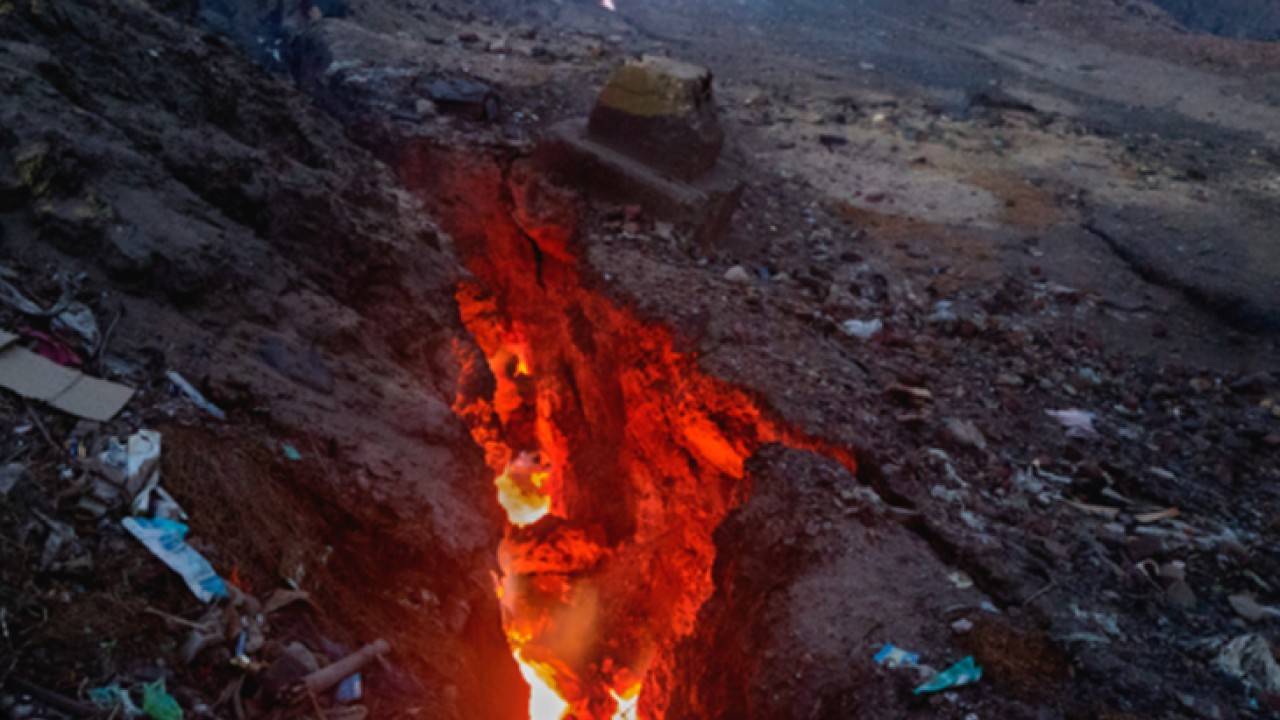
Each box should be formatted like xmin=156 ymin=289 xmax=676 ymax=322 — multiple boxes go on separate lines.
xmin=398 ymin=144 xmax=859 ymax=719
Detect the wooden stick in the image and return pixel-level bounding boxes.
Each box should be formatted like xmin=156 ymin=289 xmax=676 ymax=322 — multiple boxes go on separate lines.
xmin=1022 ymin=581 xmax=1057 ymax=607
xmin=22 ymin=402 xmax=58 ymax=454
xmin=3 ymin=676 xmax=98 ymax=716
xmin=299 ymin=639 xmax=390 ymax=697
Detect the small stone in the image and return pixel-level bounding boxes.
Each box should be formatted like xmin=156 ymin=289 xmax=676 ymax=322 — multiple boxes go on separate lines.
xmin=1078 ymin=367 xmax=1103 ymax=385
xmin=1229 ymin=371 xmax=1272 ymax=394
xmin=865 ymin=190 xmax=887 ymax=203
xmin=415 ymin=98 xmax=438 ymax=119
xmin=944 ymin=418 xmax=987 ymax=451
xmin=840 ymin=318 xmax=883 ymax=340
xmin=724 ymin=265 xmax=752 ymax=284
xmin=951 ymin=618 xmax=974 ymax=634
xmin=1128 ymin=535 xmax=1166 ymax=562
xmin=1158 ymin=561 xmax=1186 ymax=582
xmin=0 ymin=462 xmax=28 ymax=496
xmin=1167 ymin=580 xmax=1197 ymax=608
xmin=261 ymin=642 xmax=320 ymax=700
xmin=1189 ymin=377 xmax=1213 ymax=393
xmin=1229 ymin=594 xmax=1265 ymax=622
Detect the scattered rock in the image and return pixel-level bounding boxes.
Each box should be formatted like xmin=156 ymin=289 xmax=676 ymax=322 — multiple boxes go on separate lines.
xmin=1229 ymin=594 xmax=1265 ymax=622
xmin=588 ymin=56 xmax=724 ymax=180
xmin=0 ymin=462 xmax=28 ymax=495
xmin=1158 ymin=561 xmax=1186 ymax=582
xmin=424 ymin=77 xmax=500 ymax=121
xmin=1189 ymin=377 xmax=1214 ymax=393
xmin=944 ymin=418 xmax=988 ymax=451
xmin=723 ymin=265 xmax=752 ymax=284
xmin=259 ymin=336 xmax=335 ymax=394
xmin=262 ymin=642 xmax=321 ymax=701
xmin=1167 ymin=580 xmax=1197 ymax=609
xmin=840 ymin=318 xmax=883 ymax=340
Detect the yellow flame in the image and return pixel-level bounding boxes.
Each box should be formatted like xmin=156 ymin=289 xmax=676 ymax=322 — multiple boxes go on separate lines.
xmin=495 ymin=453 xmax=553 ymax=526
xmin=515 ymin=651 xmax=569 ymax=720
xmin=610 ymin=685 xmax=641 ymax=720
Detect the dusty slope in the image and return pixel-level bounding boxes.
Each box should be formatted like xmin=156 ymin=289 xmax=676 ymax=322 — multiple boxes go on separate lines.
xmin=1 ymin=0 xmax=1279 ymax=719
xmin=0 ymin=1 xmax=524 ymax=717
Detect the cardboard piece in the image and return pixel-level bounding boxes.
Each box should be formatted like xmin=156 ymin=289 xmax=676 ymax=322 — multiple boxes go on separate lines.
xmin=0 ymin=328 xmax=135 ymax=421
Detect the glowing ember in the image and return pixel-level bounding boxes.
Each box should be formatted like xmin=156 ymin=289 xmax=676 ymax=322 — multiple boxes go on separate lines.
xmin=446 ymin=200 xmax=858 ymax=719
xmin=495 ymin=452 xmax=554 ymax=527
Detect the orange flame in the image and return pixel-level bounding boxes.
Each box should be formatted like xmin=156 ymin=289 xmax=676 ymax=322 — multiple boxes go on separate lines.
xmin=495 ymin=452 xmax=554 ymax=527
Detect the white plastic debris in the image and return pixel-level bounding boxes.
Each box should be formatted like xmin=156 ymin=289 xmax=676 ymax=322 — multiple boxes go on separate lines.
xmin=1045 ymin=409 xmax=1099 ymax=438
xmin=840 ymin=318 xmax=883 ymax=340
xmin=53 ymin=302 xmax=100 ymax=349
xmin=0 ymin=275 xmax=48 ymax=315
xmin=1214 ymin=634 xmax=1280 ymax=695
xmin=122 ymin=517 xmax=227 ymax=603
xmin=100 ymin=429 xmax=172 ymax=516
xmin=167 ymin=370 xmax=227 ymax=420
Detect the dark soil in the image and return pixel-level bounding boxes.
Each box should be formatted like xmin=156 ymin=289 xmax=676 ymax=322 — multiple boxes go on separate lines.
xmin=1 ymin=0 xmax=1279 ymax=718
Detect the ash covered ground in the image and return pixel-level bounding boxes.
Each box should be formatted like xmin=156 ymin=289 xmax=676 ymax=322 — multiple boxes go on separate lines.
xmin=0 ymin=0 xmax=1279 ymax=719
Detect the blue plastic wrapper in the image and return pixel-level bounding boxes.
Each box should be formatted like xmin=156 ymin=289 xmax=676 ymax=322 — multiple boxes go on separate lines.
xmin=122 ymin=517 xmax=227 ymax=602
xmin=874 ymin=644 xmax=920 ymax=668
xmin=914 ymin=656 xmax=983 ymax=694
xmin=336 ymin=674 xmax=363 ymax=703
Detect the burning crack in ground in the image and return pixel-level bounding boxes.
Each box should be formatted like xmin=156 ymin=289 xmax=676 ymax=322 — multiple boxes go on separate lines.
xmin=434 ymin=152 xmax=857 ymax=720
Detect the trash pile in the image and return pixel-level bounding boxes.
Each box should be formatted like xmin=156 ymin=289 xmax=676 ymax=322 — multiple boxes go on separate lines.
xmin=0 ymin=266 xmax=392 ymax=720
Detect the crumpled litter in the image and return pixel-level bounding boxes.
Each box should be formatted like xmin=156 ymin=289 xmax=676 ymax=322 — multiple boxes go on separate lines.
xmin=22 ymin=328 xmax=82 ymax=367
xmin=99 ymin=429 xmax=182 ymax=518
xmin=1214 ymin=633 xmax=1280 ymax=696
xmin=142 ymin=680 xmax=183 ymax=720
xmin=914 ymin=656 xmax=983 ymax=694
xmin=0 ymin=275 xmax=52 ymax=316
xmin=53 ymin=302 xmax=100 ymax=349
xmin=123 ymin=517 xmax=227 ymax=603
xmin=90 ymin=684 xmax=142 ymax=716
xmin=336 ymin=673 xmax=363 ymax=703
xmin=874 ymin=643 xmax=920 ymax=668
